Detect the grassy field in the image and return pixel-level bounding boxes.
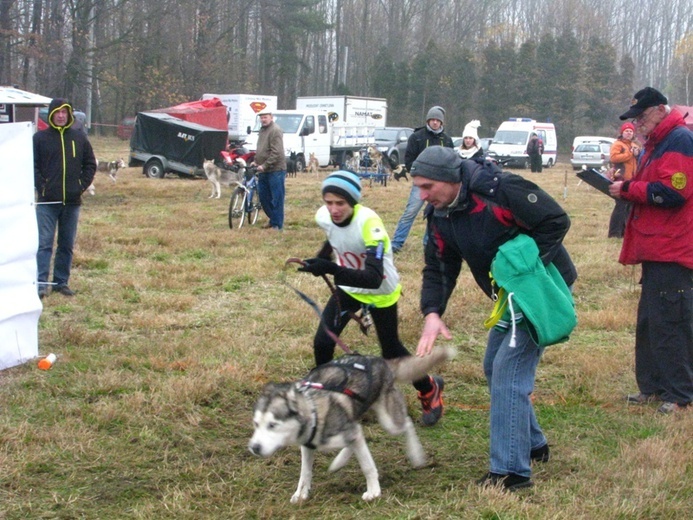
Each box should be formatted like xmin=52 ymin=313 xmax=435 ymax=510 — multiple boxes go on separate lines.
xmin=1 ymin=137 xmax=691 ymax=519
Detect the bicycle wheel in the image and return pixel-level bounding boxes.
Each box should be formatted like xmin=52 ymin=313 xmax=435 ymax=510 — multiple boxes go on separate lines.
xmin=248 ymin=191 xmax=260 ymax=225
xmin=229 ymin=187 xmax=247 ymax=229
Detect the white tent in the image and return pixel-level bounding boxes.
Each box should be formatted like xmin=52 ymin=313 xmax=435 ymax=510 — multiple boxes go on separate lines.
xmin=0 ymin=86 xmax=51 ymax=126
xmin=0 ymin=121 xmax=41 ymax=370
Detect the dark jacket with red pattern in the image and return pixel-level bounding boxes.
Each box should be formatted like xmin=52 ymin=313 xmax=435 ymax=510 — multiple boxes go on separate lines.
xmin=420 ymin=158 xmax=577 ymax=317
xmin=618 ymin=109 xmax=693 ymax=269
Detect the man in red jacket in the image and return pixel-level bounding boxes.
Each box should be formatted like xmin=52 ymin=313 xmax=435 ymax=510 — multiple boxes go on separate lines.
xmin=609 ymin=87 xmax=693 ymax=414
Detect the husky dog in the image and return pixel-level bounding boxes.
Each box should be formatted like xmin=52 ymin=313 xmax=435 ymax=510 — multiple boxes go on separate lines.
xmin=306 ymin=152 xmax=320 ymax=176
xmin=97 ymin=158 xmax=126 ymax=182
xmin=249 ymin=347 xmax=454 ymax=503
xmin=366 ymin=145 xmax=405 ymax=179
xmin=203 ymin=159 xmax=242 ymax=198
xmin=86 ymin=158 xmax=126 ymax=195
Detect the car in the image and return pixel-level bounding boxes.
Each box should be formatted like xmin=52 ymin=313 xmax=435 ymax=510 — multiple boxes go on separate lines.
xmin=117 ymin=116 xmax=136 ymax=140
xmin=572 ymin=135 xmax=614 ymax=151
xmin=372 ymin=126 xmax=413 ymax=164
xmin=570 ymin=141 xmax=613 ymax=170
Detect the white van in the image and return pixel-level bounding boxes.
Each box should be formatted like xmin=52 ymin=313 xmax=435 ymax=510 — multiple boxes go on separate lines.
xmin=488 ymin=118 xmax=557 ymax=168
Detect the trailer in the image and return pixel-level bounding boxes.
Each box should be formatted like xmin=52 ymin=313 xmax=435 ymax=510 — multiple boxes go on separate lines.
xmin=129 ymin=112 xmax=228 ymax=178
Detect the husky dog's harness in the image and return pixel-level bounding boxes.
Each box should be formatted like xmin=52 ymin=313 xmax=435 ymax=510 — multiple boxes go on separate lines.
xmin=298 ymin=357 xmax=372 ymax=449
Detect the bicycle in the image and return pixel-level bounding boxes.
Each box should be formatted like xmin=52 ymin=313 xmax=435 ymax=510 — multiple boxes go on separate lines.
xmin=228 ymin=165 xmax=262 ymax=229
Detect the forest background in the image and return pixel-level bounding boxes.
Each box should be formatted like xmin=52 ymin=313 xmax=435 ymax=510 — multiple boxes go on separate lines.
xmin=1 ymin=0 xmax=692 ymax=145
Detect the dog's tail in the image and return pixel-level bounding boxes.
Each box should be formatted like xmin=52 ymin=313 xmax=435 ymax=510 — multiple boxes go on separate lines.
xmin=386 ymin=346 xmax=456 ymax=383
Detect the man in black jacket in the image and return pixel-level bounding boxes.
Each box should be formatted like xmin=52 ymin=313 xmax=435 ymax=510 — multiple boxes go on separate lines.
xmin=34 ymin=98 xmax=96 ymax=298
xmin=412 ymin=146 xmax=577 ymax=491
xmin=391 ymin=106 xmax=453 ymax=252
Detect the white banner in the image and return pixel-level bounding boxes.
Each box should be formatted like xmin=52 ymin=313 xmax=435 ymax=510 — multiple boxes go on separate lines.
xmin=0 ymin=121 xmax=41 ymax=370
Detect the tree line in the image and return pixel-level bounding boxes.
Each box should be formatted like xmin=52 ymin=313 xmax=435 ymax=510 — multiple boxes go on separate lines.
xmin=1 ymin=0 xmax=691 ymax=147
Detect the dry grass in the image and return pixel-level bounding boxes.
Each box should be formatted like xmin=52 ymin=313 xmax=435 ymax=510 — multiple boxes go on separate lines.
xmin=0 ymin=137 xmax=691 ymax=519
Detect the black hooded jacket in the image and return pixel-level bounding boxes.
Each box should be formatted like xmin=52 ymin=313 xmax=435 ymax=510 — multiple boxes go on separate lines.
xmin=404 ymin=126 xmax=454 ymax=172
xmin=421 ymin=158 xmax=577 ymax=317
xmin=33 ymin=98 xmax=96 ymax=204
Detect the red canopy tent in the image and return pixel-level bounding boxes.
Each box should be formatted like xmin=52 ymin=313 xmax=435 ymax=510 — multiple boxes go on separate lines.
xmin=673 ymin=105 xmax=693 ymax=130
xmin=151 ymin=98 xmax=228 ymax=131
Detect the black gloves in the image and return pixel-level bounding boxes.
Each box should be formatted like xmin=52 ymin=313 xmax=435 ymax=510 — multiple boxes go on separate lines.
xmin=297 ymin=258 xmax=339 ymax=277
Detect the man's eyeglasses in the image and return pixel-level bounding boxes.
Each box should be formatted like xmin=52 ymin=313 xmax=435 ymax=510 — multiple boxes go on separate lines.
xmin=632 ymin=107 xmax=655 ymax=125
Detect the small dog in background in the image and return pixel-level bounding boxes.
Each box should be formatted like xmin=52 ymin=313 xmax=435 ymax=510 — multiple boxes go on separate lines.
xmin=366 ymin=145 xmax=383 ymax=171
xmin=85 ymin=158 xmax=126 ymax=195
xmin=366 ymin=146 xmax=405 ymax=179
xmin=306 ymin=152 xmax=320 ymax=175
xmin=97 ymin=158 xmax=126 ymax=182
xmin=286 ymin=151 xmax=297 ymax=178
xmin=203 ymin=159 xmax=241 ymax=199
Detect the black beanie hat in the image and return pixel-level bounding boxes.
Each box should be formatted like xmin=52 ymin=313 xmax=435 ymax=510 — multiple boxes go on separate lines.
xmin=410 ymin=146 xmax=463 ymax=183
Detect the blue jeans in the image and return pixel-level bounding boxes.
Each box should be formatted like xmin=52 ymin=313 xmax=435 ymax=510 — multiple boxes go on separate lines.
xmin=36 ymin=203 xmax=81 ymax=290
xmin=257 ymin=170 xmax=286 ymax=229
xmin=392 ymin=185 xmax=425 ymax=251
xmin=483 ymin=326 xmax=546 ymax=478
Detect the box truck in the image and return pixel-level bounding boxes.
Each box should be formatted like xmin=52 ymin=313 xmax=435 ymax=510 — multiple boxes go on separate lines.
xmin=201 ymin=93 xmax=278 ymax=144
xmin=295 ymin=96 xmax=387 ymax=128
xmin=488 ymin=118 xmax=557 ymax=168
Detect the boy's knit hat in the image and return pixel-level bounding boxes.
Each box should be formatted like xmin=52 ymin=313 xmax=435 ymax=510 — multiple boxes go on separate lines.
xmin=322 ymin=170 xmax=362 ymax=206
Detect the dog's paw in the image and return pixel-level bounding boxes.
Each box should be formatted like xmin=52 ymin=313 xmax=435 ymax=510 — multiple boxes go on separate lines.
xmin=361 ymin=488 xmax=381 ymax=501
xmin=290 ymin=491 xmax=310 ymax=504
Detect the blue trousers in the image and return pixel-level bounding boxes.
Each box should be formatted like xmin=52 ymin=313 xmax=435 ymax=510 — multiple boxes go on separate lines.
xmin=36 ymin=203 xmax=81 ymax=290
xmin=484 ymin=326 xmax=547 ymax=478
xmin=257 ymin=170 xmax=286 ymax=229
xmin=392 ymin=185 xmax=425 ymax=251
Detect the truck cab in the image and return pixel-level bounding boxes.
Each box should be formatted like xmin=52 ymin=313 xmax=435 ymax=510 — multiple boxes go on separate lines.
xmin=246 ymin=110 xmax=374 ymax=171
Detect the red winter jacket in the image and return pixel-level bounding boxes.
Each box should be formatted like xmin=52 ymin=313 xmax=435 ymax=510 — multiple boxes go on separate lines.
xmin=618 ymin=110 xmax=693 ymax=269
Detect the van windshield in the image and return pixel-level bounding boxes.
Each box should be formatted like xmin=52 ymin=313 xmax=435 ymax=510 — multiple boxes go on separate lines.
xmin=493 ymin=130 xmax=528 ymax=145
xmin=270 ymin=114 xmax=304 ymax=134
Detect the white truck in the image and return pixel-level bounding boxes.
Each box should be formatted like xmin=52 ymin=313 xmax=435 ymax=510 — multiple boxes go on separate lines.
xmin=245 ymin=96 xmax=388 ymax=171
xmin=201 ymin=93 xmax=278 ymax=145
xmin=488 ymin=118 xmax=558 ymax=168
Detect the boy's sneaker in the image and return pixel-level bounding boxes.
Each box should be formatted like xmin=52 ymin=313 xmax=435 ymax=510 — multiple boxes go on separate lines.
xmin=656 ymin=402 xmax=689 ymax=414
xmin=626 ymin=393 xmax=660 ymax=404
xmin=477 ymin=472 xmax=533 ymax=491
xmin=418 ymin=375 xmax=444 ymax=426
xmin=530 ymin=444 xmax=550 ymax=463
